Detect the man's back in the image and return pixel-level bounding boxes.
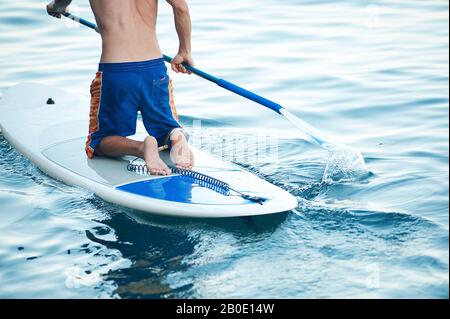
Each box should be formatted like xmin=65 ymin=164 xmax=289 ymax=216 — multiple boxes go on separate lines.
xmin=89 ymin=0 xmax=162 ymax=63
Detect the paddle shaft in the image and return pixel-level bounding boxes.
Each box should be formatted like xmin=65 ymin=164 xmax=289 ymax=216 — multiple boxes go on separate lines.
xmin=63 ymin=12 xmax=99 ymax=33
xmin=61 ymin=12 xmax=283 ymax=114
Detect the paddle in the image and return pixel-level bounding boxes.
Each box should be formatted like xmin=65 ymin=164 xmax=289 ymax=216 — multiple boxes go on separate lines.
xmin=61 ymin=12 xmax=329 ymax=147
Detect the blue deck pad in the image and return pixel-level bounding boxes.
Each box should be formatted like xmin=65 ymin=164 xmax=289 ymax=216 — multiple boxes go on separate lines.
xmin=116 ymin=175 xmax=258 ymax=205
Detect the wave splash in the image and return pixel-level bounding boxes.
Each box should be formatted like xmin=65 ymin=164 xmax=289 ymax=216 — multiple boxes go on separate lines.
xmin=279 ymin=109 xmax=369 ymax=183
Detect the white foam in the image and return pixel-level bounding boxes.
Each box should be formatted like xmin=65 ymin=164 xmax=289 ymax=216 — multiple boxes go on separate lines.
xmin=279 ymin=109 xmax=368 ymax=183
xmin=322 ymin=146 xmax=368 ymax=183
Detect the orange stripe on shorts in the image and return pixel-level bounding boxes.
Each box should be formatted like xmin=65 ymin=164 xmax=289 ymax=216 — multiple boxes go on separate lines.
xmin=85 ymin=71 xmax=103 ymax=158
xmin=168 ymin=78 xmax=179 ymax=122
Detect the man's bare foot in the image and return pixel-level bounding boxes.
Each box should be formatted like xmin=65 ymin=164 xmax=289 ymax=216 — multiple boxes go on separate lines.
xmin=142 ymin=136 xmax=171 ymax=176
xmin=170 ymin=129 xmax=194 ymax=170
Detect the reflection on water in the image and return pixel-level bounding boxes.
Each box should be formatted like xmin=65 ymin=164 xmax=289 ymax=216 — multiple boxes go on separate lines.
xmin=93 ymin=209 xmax=288 ymax=298
xmin=0 ymin=0 xmax=448 ymax=298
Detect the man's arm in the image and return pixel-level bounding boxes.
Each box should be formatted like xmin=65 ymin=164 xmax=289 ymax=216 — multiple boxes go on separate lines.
xmin=47 ymin=0 xmax=72 ymax=19
xmin=166 ymin=0 xmax=194 ymax=74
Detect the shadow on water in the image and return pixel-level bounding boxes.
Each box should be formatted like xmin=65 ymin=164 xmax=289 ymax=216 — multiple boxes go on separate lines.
xmin=86 ymin=198 xmax=288 ymax=299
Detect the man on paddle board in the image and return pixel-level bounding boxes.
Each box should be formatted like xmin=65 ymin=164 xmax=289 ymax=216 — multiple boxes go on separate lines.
xmin=47 ymin=0 xmax=194 ymax=175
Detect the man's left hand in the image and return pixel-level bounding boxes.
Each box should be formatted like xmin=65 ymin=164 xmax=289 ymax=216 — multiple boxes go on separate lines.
xmin=46 ymin=1 xmax=69 ymax=19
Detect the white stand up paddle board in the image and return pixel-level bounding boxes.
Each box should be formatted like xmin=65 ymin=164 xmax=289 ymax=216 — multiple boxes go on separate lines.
xmin=0 ymin=83 xmax=297 ymax=218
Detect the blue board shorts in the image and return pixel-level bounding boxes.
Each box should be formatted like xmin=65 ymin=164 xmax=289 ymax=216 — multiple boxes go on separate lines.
xmin=85 ymin=58 xmax=183 ymax=158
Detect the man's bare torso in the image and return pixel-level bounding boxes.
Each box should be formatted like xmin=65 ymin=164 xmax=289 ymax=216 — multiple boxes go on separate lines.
xmin=89 ymin=0 xmax=162 ymax=63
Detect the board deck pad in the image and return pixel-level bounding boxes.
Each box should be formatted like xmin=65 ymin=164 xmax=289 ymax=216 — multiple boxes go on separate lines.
xmin=0 ymin=83 xmax=297 ymax=217
xmin=117 ymin=176 xmax=271 ymax=205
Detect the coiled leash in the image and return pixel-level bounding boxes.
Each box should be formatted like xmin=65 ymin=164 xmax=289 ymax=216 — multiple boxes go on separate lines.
xmin=127 ymin=158 xmax=266 ymax=205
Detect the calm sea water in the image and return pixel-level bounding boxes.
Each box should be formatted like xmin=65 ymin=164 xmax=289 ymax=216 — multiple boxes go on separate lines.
xmin=0 ymin=0 xmax=448 ymax=298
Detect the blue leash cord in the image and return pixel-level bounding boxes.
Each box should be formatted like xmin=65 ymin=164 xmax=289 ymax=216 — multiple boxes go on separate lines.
xmin=127 ymin=159 xmax=266 ymax=205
